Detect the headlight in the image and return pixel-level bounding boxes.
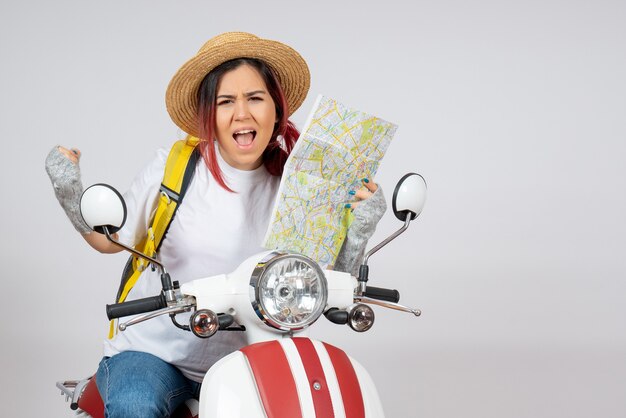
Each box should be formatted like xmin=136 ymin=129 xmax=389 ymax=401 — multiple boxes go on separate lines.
xmin=250 ymin=252 xmax=328 ymax=331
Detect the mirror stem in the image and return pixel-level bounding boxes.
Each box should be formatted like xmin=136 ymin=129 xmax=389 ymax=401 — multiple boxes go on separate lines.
xmin=357 ymin=213 xmax=412 ymax=295
xmin=102 ymin=226 xmax=176 ymax=301
xmin=363 ymin=213 xmax=412 ymax=266
xmin=102 ymin=226 xmax=167 ymax=275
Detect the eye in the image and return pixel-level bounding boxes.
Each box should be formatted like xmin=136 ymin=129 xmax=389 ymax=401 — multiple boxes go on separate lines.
xmin=249 ymin=96 xmax=263 ymax=102
xmin=217 ymin=99 xmax=233 ymax=106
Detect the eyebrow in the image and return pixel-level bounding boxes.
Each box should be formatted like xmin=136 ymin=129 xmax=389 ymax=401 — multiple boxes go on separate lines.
xmin=216 ymin=90 xmax=267 ymax=99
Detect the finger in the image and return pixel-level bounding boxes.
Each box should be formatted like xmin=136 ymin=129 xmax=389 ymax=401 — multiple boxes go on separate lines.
xmin=361 ymin=178 xmax=378 ymax=193
xmin=354 ymin=189 xmax=373 ymax=200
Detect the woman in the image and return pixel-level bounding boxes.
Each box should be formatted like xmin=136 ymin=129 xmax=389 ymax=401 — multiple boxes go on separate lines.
xmin=46 ymin=32 xmax=386 ymax=417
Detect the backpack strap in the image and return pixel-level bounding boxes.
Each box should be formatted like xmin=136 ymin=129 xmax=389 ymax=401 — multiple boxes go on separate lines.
xmin=151 ymin=136 xmax=201 ymax=253
xmin=108 ymin=136 xmax=201 ymax=338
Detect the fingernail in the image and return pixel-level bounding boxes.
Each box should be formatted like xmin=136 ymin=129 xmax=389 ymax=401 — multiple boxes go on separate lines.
xmin=348 ymin=190 xmax=356 ymax=195
xmin=344 ymin=203 xmax=352 ymax=209
xmin=362 ymin=178 xmax=370 ymax=183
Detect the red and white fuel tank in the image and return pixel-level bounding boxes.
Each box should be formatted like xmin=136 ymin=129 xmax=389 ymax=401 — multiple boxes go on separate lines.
xmin=199 ymin=337 xmax=384 ymax=418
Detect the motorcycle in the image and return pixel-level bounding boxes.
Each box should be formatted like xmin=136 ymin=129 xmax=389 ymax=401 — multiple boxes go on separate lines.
xmin=57 ymin=173 xmax=427 ymax=418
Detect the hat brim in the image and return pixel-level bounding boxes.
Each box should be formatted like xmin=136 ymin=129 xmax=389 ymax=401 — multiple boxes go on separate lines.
xmin=166 ymin=33 xmax=310 ymax=138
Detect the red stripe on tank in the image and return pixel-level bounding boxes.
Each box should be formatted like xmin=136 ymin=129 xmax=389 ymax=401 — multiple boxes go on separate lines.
xmin=241 ymin=341 xmax=302 ymax=418
xmin=293 ymin=337 xmax=335 ymax=418
xmin=323 ymin=342 xmax=365 ymax=418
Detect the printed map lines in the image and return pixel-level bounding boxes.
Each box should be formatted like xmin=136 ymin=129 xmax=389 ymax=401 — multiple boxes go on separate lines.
xmin=263 ymin=95 xmax=396 ymax=268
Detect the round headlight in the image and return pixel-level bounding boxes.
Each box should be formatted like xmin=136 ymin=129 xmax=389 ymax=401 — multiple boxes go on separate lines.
xmin=251 ymin=252 xmax=328 ymax=331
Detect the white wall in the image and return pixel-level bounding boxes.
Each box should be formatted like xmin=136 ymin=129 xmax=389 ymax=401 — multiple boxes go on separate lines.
xmin=1 ymin=0 xmax=624 ymax=417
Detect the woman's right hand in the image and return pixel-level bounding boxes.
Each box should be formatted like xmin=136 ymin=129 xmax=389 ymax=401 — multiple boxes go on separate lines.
xmin=57 ymin=146 xmax=81 ymax=164
xmin=45 ymin=146 xmax=123 ymax=253
xmin=45 ymin=145 xmax=90 ymax=234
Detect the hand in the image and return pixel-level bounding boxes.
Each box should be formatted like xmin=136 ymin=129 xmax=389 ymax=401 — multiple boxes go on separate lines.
xmin=45 ymin=145 xmax=91 ymax=234
xmin=57 ymin=146 xmax=81 ymax=164
xmin=345 ymin=178 xmax=378 ymax=210
xmin=335 ymin=179 xmax=387 ymax=275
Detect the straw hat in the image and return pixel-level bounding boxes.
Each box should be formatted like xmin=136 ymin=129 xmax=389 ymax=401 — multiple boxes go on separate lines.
xmin=166 ymin=32 xmax=310 ymax=138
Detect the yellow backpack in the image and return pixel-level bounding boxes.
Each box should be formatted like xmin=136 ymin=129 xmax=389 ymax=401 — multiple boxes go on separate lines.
xmin=109 ymin=136 xmax=201 ymax=338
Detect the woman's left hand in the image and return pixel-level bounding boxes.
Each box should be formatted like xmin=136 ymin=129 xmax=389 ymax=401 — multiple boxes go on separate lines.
xmin=346 ymin=178 xmax=378 ymax=210
xmin=334 ymin=178 xmax=387 ymax=275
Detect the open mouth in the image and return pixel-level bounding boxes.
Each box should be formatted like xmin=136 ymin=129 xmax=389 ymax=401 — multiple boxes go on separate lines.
xmin=233 ymin=129 xmax=256 ymax=146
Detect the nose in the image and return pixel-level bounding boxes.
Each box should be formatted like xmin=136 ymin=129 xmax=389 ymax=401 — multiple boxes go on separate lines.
xmin=234 ymin=98 xmax=250 ymax=121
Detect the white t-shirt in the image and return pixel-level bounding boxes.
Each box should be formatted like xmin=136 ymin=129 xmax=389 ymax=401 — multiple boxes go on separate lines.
xmin=104 ymin=144 xmax=280 ymax=382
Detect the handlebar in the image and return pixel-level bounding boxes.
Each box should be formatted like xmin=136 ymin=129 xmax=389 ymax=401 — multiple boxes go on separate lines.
xmin=106 ymin=294 xmax=167 ymax=320
xmin=363 ymin=286 xmax=400 ymax=303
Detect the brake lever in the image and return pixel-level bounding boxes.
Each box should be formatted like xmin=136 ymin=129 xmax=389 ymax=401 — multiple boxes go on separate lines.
xmin=354 ymin=296 xmax=421 ymax=316
xmin=119 ymin=304 xmax=194 ymax=331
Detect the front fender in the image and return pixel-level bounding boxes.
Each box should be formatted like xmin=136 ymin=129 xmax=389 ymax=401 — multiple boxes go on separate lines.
xmin=199 ymin=337 xmax=384 ymax=418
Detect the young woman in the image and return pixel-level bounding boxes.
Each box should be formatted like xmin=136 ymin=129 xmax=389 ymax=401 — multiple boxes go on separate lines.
xmin=46 ymin=32 xmax=386 ymax=417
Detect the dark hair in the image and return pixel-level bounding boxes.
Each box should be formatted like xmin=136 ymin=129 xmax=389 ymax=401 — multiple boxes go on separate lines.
xmin=197 ymin=58 xmax=300 ymax=192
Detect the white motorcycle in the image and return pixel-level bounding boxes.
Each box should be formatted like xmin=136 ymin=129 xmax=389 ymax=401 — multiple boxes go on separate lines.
xmin=57 ymin=173 xmax=427 ymax=418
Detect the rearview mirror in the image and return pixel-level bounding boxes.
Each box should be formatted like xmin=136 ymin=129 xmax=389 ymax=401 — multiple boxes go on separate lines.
xmin=80 ymin=184 xmax=127 ymax=234
xmin=392 ymin=173 xmax=427 ymax=221
xmin=357 ymin=172 xmax=428 ymax=298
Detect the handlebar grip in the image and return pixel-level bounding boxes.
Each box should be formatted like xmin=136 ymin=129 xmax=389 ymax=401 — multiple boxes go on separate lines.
xmin=363 ymin=286 xmax=400 ymax=303
xmin=106 ymin=294 xmax=166 ymax=320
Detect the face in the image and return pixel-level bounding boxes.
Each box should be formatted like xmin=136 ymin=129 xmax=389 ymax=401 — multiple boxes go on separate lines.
xmin=214 ymin=64 xmax=277 ymax=170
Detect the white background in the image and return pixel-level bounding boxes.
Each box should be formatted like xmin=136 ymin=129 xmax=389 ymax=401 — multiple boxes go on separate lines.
xmin=1 ymin=1 xmax=625 ymax=417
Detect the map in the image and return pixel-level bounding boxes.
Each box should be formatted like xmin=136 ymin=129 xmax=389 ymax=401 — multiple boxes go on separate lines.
xmin=263 ymin=95 xmax=397 ymax=268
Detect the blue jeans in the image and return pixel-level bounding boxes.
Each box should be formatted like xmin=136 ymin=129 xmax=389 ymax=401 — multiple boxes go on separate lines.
xmin=95 ymin=351 xmax=201 ymax=418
